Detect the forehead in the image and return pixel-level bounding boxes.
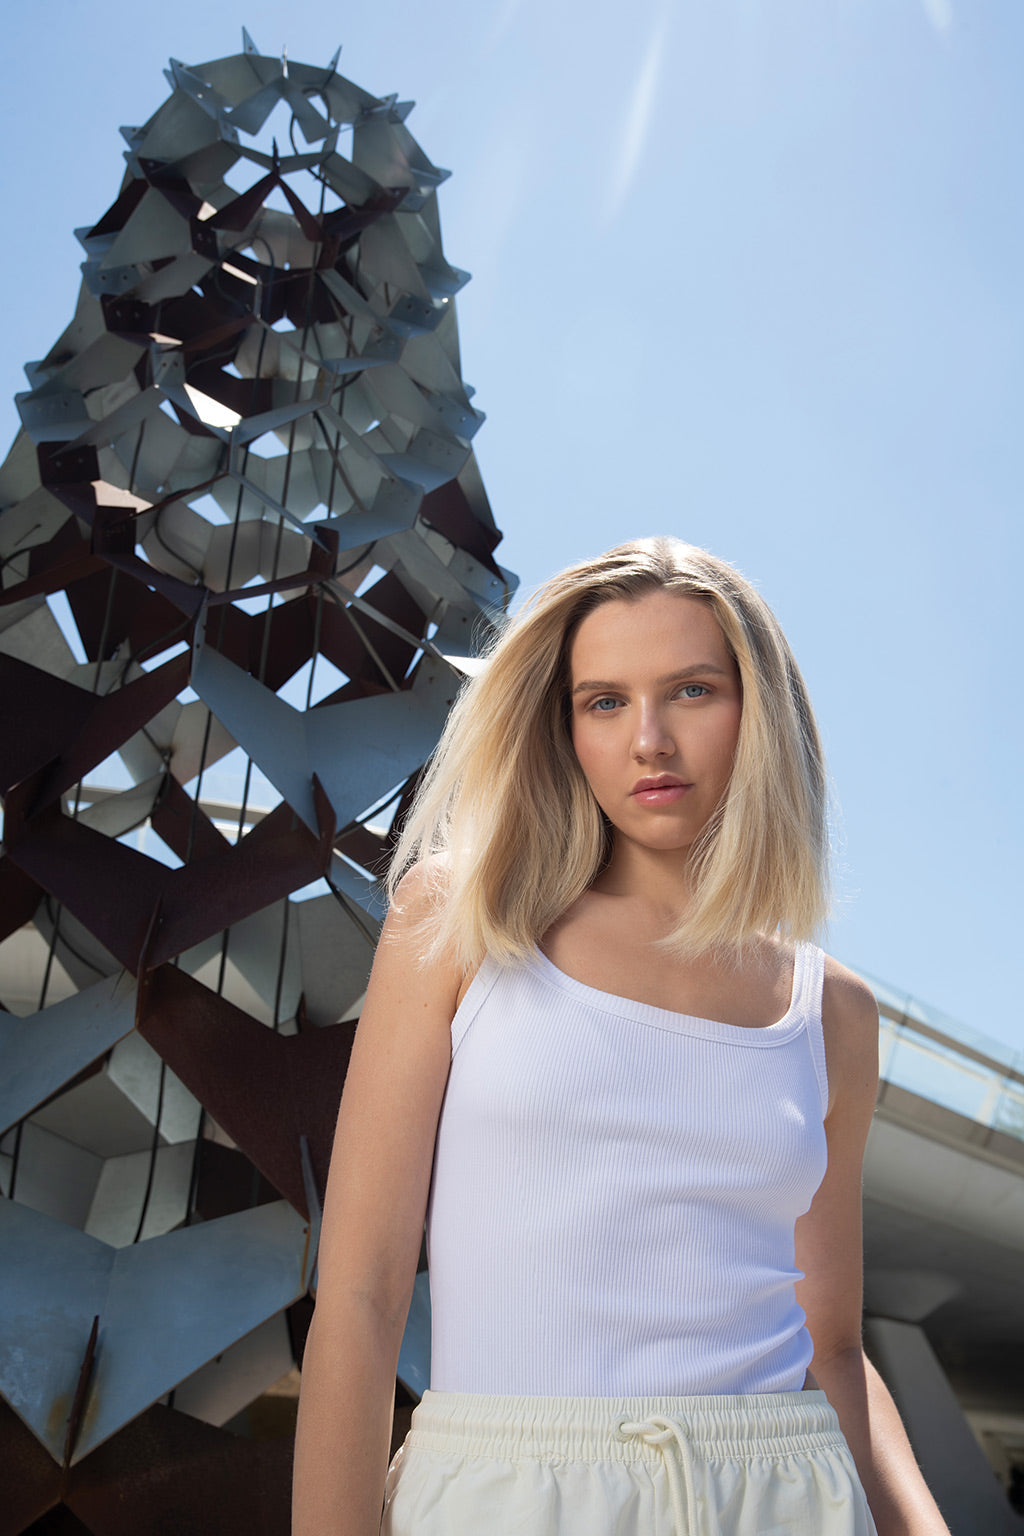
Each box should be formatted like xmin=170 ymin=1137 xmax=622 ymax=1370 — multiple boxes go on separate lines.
xmin=569 ymin=590 xmax=733 ymax=676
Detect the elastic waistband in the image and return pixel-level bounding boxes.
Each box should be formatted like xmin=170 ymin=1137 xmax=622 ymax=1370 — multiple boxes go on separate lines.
xmin=407 ymin=1389 xmax=846 ymax=1464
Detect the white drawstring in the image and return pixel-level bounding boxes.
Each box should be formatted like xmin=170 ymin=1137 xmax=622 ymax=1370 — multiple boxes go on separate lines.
xmin=618 ymin=1414 xmax=701 ymax=1536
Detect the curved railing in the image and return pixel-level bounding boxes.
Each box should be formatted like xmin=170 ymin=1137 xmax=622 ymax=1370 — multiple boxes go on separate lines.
xmin=858 ymin=969 xmax=1024 ymax=1144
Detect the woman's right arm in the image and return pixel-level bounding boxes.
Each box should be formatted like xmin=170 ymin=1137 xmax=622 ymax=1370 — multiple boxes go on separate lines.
xmin=292 ymin=870 xmax=460 ymax=1536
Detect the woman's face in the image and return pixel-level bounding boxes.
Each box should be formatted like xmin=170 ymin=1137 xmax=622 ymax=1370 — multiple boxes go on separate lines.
xmin=568 ymin=590 xmax=742 ymax=860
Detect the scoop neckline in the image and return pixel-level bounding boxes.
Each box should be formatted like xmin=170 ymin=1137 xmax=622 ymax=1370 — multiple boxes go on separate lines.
xmin=528 ymin=943 xmax=810 ymax=1045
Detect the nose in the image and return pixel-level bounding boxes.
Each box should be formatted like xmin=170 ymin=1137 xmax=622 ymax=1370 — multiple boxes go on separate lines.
xmin=632 ymin=702 xmax=673 ymax=761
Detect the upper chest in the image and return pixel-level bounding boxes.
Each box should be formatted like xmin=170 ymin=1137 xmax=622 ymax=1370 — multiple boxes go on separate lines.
xmin=540 ymin=927 xmax=795 ymax=1031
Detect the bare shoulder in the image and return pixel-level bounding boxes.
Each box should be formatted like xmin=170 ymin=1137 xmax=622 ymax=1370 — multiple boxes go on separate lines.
xmin=384 ymin=856 xmax=483 ymax=1012
xmin=387 ymin=854 xmax=451 ymax=922
xmin=820 ymin=954 xmax=880 ymax=1114
xmin=822 ymin=954 xmax=878 ymax=1031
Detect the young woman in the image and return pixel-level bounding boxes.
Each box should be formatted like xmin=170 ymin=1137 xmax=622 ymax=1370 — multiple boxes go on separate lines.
xmin=293 ymin=538 xmax=951 ymax=1536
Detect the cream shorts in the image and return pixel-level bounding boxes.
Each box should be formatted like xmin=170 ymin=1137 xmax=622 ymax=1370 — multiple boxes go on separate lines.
xmin=382 ymin=1390 xmax=877 ymax=1536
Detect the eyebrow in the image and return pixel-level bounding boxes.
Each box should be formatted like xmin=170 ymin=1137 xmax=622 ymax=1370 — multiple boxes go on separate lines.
xmin=571 ymin=664 xmax=732 ymax=696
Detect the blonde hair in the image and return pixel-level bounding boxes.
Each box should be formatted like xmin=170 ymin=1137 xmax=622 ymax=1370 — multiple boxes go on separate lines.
xmin=390 ymin=537 xmax=828 ymax=967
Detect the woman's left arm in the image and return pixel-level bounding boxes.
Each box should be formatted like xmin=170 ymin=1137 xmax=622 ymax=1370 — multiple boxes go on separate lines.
xmin=794 ymin=959 xmax=952 ymax=1536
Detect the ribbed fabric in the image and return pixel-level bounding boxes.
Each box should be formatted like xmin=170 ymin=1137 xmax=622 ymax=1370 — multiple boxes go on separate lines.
xmin=426 ymin=942 xmax=829 ymax=1397
xmin=382 ymin=1389 xmax=878 ymax=1536
xmin=399 ymin=1389 xmax=846 ymax=1463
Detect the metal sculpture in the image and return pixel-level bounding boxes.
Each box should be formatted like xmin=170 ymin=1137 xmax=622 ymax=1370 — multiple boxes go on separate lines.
xmin=0 ymin=29 xmax=515 ymax=1532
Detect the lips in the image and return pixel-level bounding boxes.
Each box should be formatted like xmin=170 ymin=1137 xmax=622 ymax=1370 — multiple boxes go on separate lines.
xmin=632 ymin=775 xmax=686 ymax=794
xmin=630 ymin=775 xmax=691 ymax=804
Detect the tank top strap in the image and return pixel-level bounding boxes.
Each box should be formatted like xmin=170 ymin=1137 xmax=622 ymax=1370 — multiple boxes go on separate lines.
xmin=792 ymin=942 xmax=829 ymax=1117
xmin=451 ymin=955 xmax=502 ymax=1056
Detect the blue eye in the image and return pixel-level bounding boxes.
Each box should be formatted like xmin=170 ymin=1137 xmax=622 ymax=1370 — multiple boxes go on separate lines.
xmin=680 ymin=684 xmax=708 ymax=699
xmin=591 ymin=696 xmax=619 ymax=711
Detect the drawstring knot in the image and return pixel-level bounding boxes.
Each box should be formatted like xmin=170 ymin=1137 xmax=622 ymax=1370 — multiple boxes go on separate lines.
xmin=618 ymin=1414 xmax=701 ymax=1535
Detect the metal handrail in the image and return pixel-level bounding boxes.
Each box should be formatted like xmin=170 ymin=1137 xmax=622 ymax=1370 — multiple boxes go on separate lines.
xmin=860 ymin=976 xmax=1024 ymax=1144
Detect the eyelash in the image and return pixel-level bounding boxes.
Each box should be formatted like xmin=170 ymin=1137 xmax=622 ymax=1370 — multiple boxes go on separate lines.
xmin=585 ymin=683 xmax=710 ymax=712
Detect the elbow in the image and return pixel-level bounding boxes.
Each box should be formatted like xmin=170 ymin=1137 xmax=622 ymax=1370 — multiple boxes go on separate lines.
xmin=803 ymin=1301 xmax=867 ymax=1371
xmin=307 ymin=1272 xmax=416 ymax=1356
xmin=808 ymin=1338 xmax=870 ymax=1396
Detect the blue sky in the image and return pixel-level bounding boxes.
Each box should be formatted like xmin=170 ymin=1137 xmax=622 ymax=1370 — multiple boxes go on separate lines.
xmin=1 ymin=1 xmax=1021 ymax=1054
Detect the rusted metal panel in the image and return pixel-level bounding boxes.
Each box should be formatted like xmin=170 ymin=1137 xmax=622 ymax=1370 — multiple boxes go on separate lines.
xmin=0 ymin=1400 xmax=62 ymax=1534
xmin=0 ymin=652 xmax=191 ymax=809
xmin=0 ymin=1398 xmax=295 ymax=1536
xmin=0 ymin=859 xmax=43 ymax=945
xmin=68 ymin=1403 xmax=294 ymax=1536
xmin=4 ymin=776 xmax=336 ymax=973
xmin=138 ymin=964 xmax=355 ymax=1218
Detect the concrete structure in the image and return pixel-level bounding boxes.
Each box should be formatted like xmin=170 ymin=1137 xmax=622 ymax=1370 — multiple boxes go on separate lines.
xmin=861 ymin=975 xmax=1024 ymax=1531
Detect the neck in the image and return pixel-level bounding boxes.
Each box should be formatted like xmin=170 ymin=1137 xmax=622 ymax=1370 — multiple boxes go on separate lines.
xmin=593 ymin=840 xmax=695 ymax=925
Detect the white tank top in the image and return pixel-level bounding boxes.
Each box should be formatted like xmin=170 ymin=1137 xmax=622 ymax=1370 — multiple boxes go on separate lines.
xmin=426 ymin=941 xmax=829 ymax=1396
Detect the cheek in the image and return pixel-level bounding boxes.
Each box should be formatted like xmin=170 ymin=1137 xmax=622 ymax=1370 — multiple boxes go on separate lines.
xmin=570 ymin=721 xmax=592 ymax=778
xmin=570 ymin=719 xmax=608 ymax=793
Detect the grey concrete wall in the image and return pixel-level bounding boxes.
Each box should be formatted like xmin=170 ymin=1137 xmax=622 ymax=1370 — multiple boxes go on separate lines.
xmin=864 ymin=1316 xmax=1023 ymax=1535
